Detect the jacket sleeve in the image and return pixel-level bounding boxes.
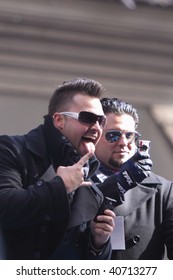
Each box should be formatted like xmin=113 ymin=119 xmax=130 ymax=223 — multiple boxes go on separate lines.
xmin=163 ymin=179 xmax=173 ymax=259
xmin=0 ymin=136 xmax=70 ymax=229
xmin=79 ymin=226 xmax=112 ymax=260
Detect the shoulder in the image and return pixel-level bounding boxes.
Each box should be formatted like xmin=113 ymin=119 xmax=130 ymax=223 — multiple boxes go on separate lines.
xmin=0 ymin=134 xmax=24 ymax=155
xmin=0 ymin=125 xmax=42 ymax=146
xmin=143 ymin=172 xmax=172 ymax=186
xmin=142 ymin=172 xmax=173 ymax=197
xmin=0 ymin=125 xmax=44 ymax=158
xmin=90 ymin=183 xmax=104 ymax=204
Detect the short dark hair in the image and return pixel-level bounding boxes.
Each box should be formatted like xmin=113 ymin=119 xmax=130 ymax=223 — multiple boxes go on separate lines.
xmin=48 ymin=77 xmax=105 ymax=116
xmin=101 ymin=97 xmax=139 ymax=128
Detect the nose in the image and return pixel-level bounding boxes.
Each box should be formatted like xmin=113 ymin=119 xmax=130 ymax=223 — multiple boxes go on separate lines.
xmin=118 ymin=134 xmax=129 ymax=145
xmin=91 ymin=121 xmax=103 ymax=130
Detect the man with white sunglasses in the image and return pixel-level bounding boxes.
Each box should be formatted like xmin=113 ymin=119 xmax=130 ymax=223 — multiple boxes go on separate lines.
xmin=0 ymin=78 xmax=115 ymax=260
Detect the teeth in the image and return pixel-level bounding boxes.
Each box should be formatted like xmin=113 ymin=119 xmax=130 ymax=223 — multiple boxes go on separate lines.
xmin=83 ymin=136 xmax=95 ymax=141
xmin=83 ymin=138 xmax=95 ymax=143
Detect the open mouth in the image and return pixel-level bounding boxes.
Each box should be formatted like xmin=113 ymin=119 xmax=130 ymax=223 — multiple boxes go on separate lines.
xmin=81 ymin=136 xmax=96 ymax=153
xmin=82 ymin=136 xmax=96 ymax=144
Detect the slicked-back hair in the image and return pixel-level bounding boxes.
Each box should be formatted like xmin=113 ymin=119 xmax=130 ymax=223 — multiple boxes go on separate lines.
xmin=101 ymin=97 xmax=139 ymax=128
xmin=48 ymin=77 xmax=105 ymax=116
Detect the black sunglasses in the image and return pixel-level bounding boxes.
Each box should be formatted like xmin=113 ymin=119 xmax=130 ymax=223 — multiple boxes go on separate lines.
xmin=104 ymin=130 xmax=141 ymax=143
xmin=59 ymin=111 xmax=106 ymax=128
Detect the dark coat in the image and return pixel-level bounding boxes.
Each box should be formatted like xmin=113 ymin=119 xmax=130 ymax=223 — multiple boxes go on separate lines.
xmin=93 ymin=167 xmax=173 ymax=259
xmin=0 ymin=125 xmax=111 ymax=260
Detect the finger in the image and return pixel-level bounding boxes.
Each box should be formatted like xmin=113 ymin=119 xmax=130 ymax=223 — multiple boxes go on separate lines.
xmin=104 ymin=209 xmax=116 ymax=218
xmin=133 ymin=151 xmax=150 ymax=161
xmin=95 ymin=221 xmax=114 ymax=233
xmin=139 ymin=159 xmax=153 ymax=167
xmin=96 ymin=214 xmax=115 ymax=225
xmin=80 ymin=181 xmax=92 ymax=187
xmin=76 ymin=152 xmax=94 ymax=168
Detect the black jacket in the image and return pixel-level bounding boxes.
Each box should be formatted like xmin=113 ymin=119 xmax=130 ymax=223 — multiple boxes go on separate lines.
xmin=92 ymin=164 xmax=173 ymax=259
xmin=0 ymin=124 xmax=111 ymax=260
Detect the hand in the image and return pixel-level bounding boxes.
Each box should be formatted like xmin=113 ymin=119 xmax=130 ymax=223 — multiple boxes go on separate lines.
xmin=56 ymin=152 xmax=94 ymax=193
xmin=98 ymin=151 xmax=153 ymax=202
xmin=117 ymin=151 xmax=153 ymax=191
xmin=90 ymin=209 xmax=115 ymax=249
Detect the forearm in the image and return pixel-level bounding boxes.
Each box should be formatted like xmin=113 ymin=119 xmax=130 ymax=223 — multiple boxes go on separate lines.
xmin=0 ymin=176 xmax=70 ymax=228
xmin=80 ymin=228 xmax=112 ymax=260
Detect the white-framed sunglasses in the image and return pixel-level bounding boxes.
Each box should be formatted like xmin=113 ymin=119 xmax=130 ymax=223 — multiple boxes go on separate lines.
xmin=59 ymin=111 xmax=107 ymax=128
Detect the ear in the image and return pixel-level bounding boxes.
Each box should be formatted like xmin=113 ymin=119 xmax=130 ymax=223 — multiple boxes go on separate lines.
xmin=53 ymin=113 xmax=65 ymax=129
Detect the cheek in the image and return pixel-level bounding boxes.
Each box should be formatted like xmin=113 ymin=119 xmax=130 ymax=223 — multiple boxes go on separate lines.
xmin=69 ymin=125 xmax=87 ymax=146
xmin=96 ymin=140 xmax=110 ymax=156
xmin=95 ymin=141 xmax=102 ymax=154
xmin=65 ymin=120 xmax=84 ymax=135
xmin=95 ymin=131 xmax=102 ymax=144
xmin=128 ymin=143 xmax=137 ymax=155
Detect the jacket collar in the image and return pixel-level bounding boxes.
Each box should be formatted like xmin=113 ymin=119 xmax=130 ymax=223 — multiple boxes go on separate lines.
xmin=23 ymin=120 xmax=79 ymax=164
xmin=23 ymin=125 xmax=47 ymax=158
xmin=140 ymin=172 xmax=162 ymax=185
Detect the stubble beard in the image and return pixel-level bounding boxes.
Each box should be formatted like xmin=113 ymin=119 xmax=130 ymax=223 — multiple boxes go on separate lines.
xmin=108 ymin=158 xmax=123 ymax=170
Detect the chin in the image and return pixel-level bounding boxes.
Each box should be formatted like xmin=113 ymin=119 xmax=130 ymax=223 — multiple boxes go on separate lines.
xmin=120 ymin=158 xmax=129 ymax=165
xmin=117 ymin=157 xmax=128 ymax=167
xmin=79 ymin=147 xmax=89 ymax=156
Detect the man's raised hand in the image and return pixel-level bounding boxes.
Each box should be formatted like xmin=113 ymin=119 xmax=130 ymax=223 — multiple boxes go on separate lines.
xmin=56 ymin=152 xmax=94 ymax=193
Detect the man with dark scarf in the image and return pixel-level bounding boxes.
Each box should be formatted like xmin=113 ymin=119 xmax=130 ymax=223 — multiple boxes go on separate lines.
xmin=0 ymin=78 xmax=116 ymax=260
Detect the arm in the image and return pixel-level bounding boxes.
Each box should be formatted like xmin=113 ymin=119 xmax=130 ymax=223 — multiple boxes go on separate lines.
xmin=98 ymin=151 xmax=153 ymax=203
xmin=78 ymin=209 xmax=115 ymax=260
xmin=163 ymin=180 xmax=173 ymax=259
xmin=0 ymin=136 xmax=70 ymax=228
